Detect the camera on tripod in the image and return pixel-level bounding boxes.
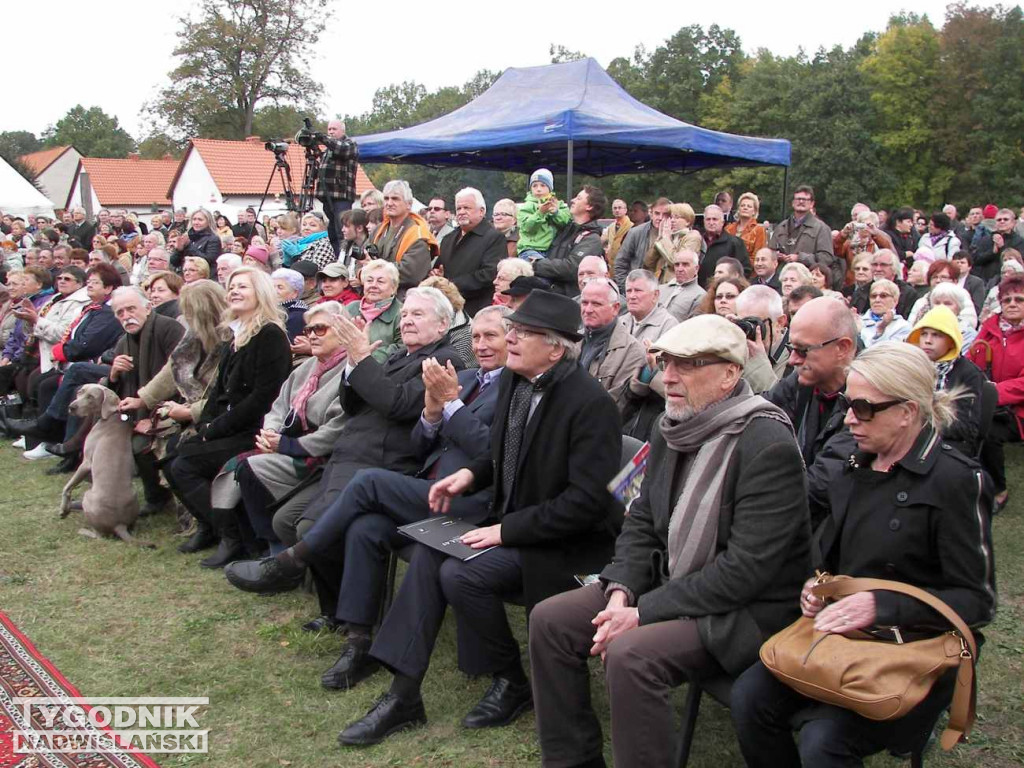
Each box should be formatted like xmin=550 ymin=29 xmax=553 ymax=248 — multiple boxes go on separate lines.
xmin=265 ymin=140 xmax=290 ymax=155
xmin=294 ymin=118 xmax=322 ymax=149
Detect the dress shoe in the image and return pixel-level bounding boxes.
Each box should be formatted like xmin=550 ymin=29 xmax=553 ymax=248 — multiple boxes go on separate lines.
xmin=321 ymin=642 xmax=379 ymax=690
xmin=461 ymin=676 xmax=533 ymax=729
xmin=45 ymin=442 xmax=75 ymax=458
xmin=177 ymin=524 xmax=218 ymax=554
xmin=224 ymin=556 xmax=304 ymax=594
xmin=199 ymin=538 xmax=245 ymax=569
xmin=6 ymin=418 xmax=41 ymax=438
xmin=337 ymin=693 xmax=426 ymax=746
xmin=45 ymin=456 xmax=78 ymax=475
xmin=302 ymin=615 xmax=345 ymax=633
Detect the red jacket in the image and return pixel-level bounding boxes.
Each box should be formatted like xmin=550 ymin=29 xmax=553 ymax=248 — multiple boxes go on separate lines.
xmin=967 ymin=315 xmax=1024 ymax=436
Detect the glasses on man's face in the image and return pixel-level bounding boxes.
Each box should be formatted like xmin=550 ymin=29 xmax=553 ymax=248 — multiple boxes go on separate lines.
xmin=302 ymin=323 xmax=332 ymax=337
xmin=507 ymin=324 xmax=543 ymax=340
xmin=996 ymin=217 xmax=1013 ymax=223
xmin=656 ymin=355 xmax=729 ymax=373
xmin=793 ymin=197 xmax=812 ymax=204
xmin=784 ymin=337 xmax=840 ymax=358
xmin=426 ymin=206 xmax=445 ymax=212
xmin=1000 ymin=295 xmax=1024 ymax=305
xmin=838 ymin=393 xmax=905 ymax=422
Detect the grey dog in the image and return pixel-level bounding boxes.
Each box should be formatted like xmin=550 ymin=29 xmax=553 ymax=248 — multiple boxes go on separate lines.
xmin=60 ymin=383 xmax=153 ymax=547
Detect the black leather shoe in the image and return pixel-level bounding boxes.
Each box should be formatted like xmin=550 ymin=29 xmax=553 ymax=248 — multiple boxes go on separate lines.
xmin=199 ymin=539 xmax=245 ymax=569
xmin=461 ymin=676 xmax=533 ymax=729
xmin=321 ymin=642 xmax=379 ymax=690
xmin=302 ymin=615 xmax=345 ymax=633
xmin=6 ymin=418 xmax=40 ymax=438
xmin=177 ymin=525 xmax=218 ymax=554
xmin=45 ymin=442 xmax=75 ymax=457
xmin=224 ymin=557 xmax=304 ymax=594
xmin=337 ymin=693 xmax=426 ymax=746
xmin=45 ymin=456 xmax=78 ymax=475
xmin=139 ymin=494 xmax=172 ymax=518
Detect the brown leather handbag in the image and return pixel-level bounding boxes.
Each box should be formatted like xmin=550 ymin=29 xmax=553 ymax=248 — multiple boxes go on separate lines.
xmin=759 ymin=576 xmax=978 ymax=751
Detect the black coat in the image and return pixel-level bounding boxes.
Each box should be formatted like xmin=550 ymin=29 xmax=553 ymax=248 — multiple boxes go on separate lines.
xmin=601 ymin=412 xmax=811 ymax=676
xmin=533 ymin=220 xmax=604 ymax=296
xmin=437 ymin=221 xmax=506 ymax=316
xmin=962 ymin=275 xmax=987 ymax=314
xmin=973 ymin=229 xmax=1024 ymax=282
xmin=811 ymin=427 xmax=995 ymax=633
xmin=109 ymin=312 xmax=186 ymax=399
xmin=697 ymin=232 xmax=751 ymax=288
xmin=467 ymin=359 xmax=621 ymax=611
xmin=301 ymin=337 xmax=465 ymax=523
xmin=187 ymin=323 xmax=291 ymax=455
xmin=767 ymin=371 xmax=846 ymax=467
xmin=939 ymin=356 xmax=986 ymax=457
xmin=172 ymin=227 xmax=222 ymax=269
xmin=61 ymin=303 xmax=123 ymax=363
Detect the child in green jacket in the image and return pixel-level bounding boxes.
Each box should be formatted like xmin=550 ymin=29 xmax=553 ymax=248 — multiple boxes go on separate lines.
xmin=516 ymin=168 xmax=570 ymax=260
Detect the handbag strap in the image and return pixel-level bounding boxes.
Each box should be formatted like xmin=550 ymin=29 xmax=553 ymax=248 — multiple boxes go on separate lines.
xmin=812 ymin=577 xmax=977 ymax=750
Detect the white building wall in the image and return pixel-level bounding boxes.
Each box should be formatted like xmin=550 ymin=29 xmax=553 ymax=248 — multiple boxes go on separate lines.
xmin=37 ymin=149 xmax=82 ymax=209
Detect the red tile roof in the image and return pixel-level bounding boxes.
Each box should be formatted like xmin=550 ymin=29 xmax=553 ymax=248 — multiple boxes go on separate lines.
xmin=168 ymin=137 xmax=375 ymax=199
xmin=75 ymin=157 xmax=179 ymax=207
xmin=20 ymin=146 xmax=75 ymax=175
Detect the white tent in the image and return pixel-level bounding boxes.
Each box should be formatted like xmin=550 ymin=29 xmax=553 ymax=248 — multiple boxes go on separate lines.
xmin=0 ymin=156 xmax=56 ymax=218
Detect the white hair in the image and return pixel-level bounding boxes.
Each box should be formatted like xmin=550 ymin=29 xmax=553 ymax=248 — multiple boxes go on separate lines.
xmin=497 ymin=257 xmax=534 ymax=280
xmin=361 ymin=259 xmax=400 ymax=289
xmin=455 ymin=187 xmax=486 ymax=212
xmin=928 ymin=282 xmax=967 ymax=313
xmin=472 ymin=304 xmax=511 ymax=331
xmin=111 ymin=285 xmax=150 ymax=306
xmin=217 ymin=253 xmax=243 ymax=269
xmin=582 ymin=277 xmax=621 ymax=304
xmin=304 ymin=300 xmax=344 ymax=323
xmin=736 ymin=285 xmax=783 ymax=319
xmin=271 ymin=268 xmax=304 ymax=296
xmin=405 ymin=286 xmax=454 ymax=331
xmin=626 ymin=269 xmax=659 ymax=291
xmin=579 ymin=255 xmax=609 ymax=275
xmin=383 ymin=180 xmax=414 ymax=205
xmin=873 ymin=249 xmax=902 ymax=273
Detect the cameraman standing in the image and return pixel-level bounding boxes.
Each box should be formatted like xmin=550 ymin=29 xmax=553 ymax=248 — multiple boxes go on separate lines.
xmin=316 ymin=120 xmax=359 ymax=253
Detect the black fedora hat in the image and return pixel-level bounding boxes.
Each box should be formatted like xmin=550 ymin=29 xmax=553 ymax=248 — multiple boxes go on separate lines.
xmin=501 ymin=275 xmax=551 ymax=297
xmin=507 ymin=290 xmax=582 ymax=342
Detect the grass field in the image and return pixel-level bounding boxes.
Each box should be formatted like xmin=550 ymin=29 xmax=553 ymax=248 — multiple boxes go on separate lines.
xmin=0 ymin=443 xmax=1022 ymax=767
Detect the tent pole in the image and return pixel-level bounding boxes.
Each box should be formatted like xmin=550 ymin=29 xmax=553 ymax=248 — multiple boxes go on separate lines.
xmin=780 ymin=166 xmax=789 ymax=223
xmin=566 ymin=140 xmax=574 ymax=197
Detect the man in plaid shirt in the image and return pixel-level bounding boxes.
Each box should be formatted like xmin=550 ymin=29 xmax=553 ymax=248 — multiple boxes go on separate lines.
xmin=317 ymin=120 xmax=360 ymax=252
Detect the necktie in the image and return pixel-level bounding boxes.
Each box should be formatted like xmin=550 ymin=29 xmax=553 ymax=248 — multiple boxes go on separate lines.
xmin=500 ymin=377 xmax=533 ymax=509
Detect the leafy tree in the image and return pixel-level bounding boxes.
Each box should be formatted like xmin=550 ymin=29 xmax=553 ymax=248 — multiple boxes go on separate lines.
xmin=0 ymin=131 xmax=42 ymax=161
xmin=549 ymin=44 xmax=587 ymax=63
xmin=149 ymin=0 xmax=329 ymax=139
xmin=42 ymin=105 xmax=136 ymax=158
xmin=137 ymin=133 xmax=186 ymax=160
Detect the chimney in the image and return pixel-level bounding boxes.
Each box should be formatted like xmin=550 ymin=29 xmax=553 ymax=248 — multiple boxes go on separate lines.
xmin=245 ymin=136 xmax=262 ymax=143
xmin=128 ymin=152 xmax=140 ymax=161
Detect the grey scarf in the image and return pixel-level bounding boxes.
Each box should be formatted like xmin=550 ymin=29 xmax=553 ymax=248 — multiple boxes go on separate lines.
xmin=660 ymin=380 xmax=793 ymax=578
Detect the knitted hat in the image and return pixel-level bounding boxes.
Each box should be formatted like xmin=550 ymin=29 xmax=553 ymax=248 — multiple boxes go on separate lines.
xmin=983 ymin=204 xmax=998 ymax=219
xmin=529 ymin=168 xmax=554 ymax=194
xmin=245 ymin=245 xmax=269 ymax=265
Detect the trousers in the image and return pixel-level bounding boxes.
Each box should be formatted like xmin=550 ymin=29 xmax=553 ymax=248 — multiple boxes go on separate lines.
xmin=529 ymin=582 xmax=718 ymax=768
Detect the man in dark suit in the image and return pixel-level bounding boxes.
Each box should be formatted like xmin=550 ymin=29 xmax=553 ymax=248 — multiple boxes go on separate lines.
xmin=751 ymin=247 xmax=783 ymax=293
xmin=952 ymin=250 xmax=986 ymax=313
xmin=529 ymin=314 xmax=811 ymax=768
xmin=698 ymin=204 xmax=750 ymax=287
xmin=225 ymin=306 xmax=509 ymax=674
xmin=337 ymin=291 xmax=621 ymax=746
xmin=436 ymin=188 xmax=506 ymax=316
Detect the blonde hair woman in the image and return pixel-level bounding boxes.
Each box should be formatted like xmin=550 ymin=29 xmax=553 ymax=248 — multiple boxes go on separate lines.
xmin=182 ymin=256 xmax=211 ymax=284
xmin=649 ymin=203 xmax=703 ymax=283
xmin=726 ymin=192 xmax=768 ymax=261
xmin=166 ymin=267 xmax=292 ymax=563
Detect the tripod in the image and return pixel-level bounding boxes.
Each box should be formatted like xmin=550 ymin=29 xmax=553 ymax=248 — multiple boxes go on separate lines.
xmin=299 ymin=146 xmax=323 ymax=214
xmin=251 ymin=153 xmax=297 ymax=237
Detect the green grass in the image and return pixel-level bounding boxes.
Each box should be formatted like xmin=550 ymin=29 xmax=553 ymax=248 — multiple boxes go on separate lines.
xmin=1 ymin=444 xmax=1022 ymax=767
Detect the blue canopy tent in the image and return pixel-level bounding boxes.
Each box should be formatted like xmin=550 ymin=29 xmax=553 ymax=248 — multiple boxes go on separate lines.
xmin=353 ymin=58 xmax=791 ymax=199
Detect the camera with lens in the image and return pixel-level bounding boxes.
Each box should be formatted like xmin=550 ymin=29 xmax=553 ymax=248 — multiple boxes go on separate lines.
xmin=294 ymin=117 xmax=322 ymax=149
xmin=732 ymin=315 xmax=770 ymax=341
xmin=264 ymin=140 xmax=289 ymax=155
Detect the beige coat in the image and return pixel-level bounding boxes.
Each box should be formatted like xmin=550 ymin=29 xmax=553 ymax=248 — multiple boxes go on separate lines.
xmin=587 ymin=321 xmax=647 ymax=414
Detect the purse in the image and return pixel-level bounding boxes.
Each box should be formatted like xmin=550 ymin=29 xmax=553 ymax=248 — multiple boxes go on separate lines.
xmin=759 ymin=575 xmax=977 ymax=751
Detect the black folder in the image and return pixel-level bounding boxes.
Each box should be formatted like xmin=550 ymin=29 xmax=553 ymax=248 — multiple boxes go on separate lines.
xmin=397 ymin=515 xmax=497 ymax=561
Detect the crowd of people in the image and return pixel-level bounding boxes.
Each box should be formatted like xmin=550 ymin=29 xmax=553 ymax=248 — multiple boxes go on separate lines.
xmin=0 ymin=171 xmax=1012 ymax=766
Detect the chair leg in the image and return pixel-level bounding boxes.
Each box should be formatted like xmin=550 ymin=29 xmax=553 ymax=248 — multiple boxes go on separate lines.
xmin=676 ymin=681 xmax=703 ymax=768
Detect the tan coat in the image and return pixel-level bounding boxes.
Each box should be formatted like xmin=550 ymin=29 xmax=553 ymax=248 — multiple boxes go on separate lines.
xmin=587 ymin=321 xmax=647 ymax=414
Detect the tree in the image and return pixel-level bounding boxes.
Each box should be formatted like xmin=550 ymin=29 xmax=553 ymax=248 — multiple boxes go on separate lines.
xmin=0 ymin=131 xmax=42 ymax=161
xmin=137 ymin=133 xmax=185 ymax=160
xmin=42 ymin=106 xmax=136 ymax=158
xmin=150 ymin=0 xmax=329 ymax=139
xmin=549 ymin=44 xmax=587 ymax=63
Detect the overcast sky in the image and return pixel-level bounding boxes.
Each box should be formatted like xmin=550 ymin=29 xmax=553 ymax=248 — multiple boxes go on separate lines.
xmin=11 ymin=0 xmax=955 ymax=139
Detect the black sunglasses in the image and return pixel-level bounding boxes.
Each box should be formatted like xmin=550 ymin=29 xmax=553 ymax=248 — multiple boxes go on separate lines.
xmin=837 ymin=393 xmax=905 ymax=421
xmin=784 ymin=337 xmax=840 ymax=357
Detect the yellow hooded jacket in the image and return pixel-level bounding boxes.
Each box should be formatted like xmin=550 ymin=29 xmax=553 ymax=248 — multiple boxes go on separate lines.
xmin=906 ymin=305 xmax=962 ymax=361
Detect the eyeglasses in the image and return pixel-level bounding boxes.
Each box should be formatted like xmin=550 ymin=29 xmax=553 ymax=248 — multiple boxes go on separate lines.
xmin=493 ymin=212 xmax=513 ymax=217
xmin=302 ymin=324 xmax=332 ymax=337
xmin=793 ymin=197 xmax=813 ymax=203
xmin=868 ymin=292 xmax=895 ymax=299
xmin=508 ymin=324 xmax=544 ymax=339
xmin=838 ymin=393 xmax=906 ymax=421
xmin=1000 ymin=295 xmax=1024 ymax=305
xmin=656 ymin=355 xmax=729 ymax=372
xmin=784 ymin=337 xmax=841 ymax=357
xmin=996 ymin=217 xmax=1014 ymax=222
xmin=426 ymin=206 xmax=446 ymax=212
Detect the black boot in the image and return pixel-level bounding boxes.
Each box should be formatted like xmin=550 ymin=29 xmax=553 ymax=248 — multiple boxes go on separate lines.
xmin=177 ymin=521 xmax=218 ymax=553
xmin=199 ymin=507 xmax=245 ymax=568
xmin=45 ymin=455 xmax=78 ymax=475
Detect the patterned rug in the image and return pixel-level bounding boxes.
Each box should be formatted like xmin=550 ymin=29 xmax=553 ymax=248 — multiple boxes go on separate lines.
xmin=0 ymin=611 xmax=160 ymax=768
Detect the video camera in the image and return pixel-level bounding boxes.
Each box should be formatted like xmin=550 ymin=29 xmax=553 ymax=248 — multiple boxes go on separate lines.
xmin=294 ymin=117 xmax=322 ymax=149
xmin=265 ymin=140 xmax=289 ymax=155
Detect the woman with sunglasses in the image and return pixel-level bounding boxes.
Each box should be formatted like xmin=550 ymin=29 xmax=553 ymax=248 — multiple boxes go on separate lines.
xmin=968 ymin=273 xmax=1024 ymax=510
xmin=732 ymin=341 xmax=995 ymax=768
xmin=210 ymin=300 xmax=349 ymax=559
